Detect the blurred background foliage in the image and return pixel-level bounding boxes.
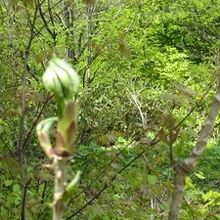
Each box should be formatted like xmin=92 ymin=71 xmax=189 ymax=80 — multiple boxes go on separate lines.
xmin=0 ymin=0 xmax=220 ymax=219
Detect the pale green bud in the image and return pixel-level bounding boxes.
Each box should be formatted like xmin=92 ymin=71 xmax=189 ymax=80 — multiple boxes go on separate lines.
xmin=43 ymin=58 xmax=80 ymax=99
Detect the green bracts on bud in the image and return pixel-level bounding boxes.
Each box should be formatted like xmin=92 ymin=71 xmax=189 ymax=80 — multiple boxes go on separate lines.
xmin=42 ymin=58 xmax=80 ymax=100
xmin=55 ymin=100 xmax=79 ymax=156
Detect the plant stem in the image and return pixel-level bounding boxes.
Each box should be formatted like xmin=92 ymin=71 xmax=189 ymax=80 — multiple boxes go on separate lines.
xmin=53 ymin=157 xmax=67 ymax=220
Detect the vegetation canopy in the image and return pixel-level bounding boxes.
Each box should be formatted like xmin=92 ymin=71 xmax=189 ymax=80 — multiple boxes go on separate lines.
xmin=0 ymin=0 xmax=220 ymax=220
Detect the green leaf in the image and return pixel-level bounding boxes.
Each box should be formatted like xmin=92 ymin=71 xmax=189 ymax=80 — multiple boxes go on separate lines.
xmin=65 ymin=171 xmax=81 ymax=194
xmin=4 ymin=180 xmax=13 ymax=187
xmin=0 ymin=118 xmax=8 ymax=126
xmin=147 ymin=175 xmax=158 ymax=185
xmin=12 ymin=184 xmax=20 ymax=193
xmin=194 ymin=171 xmax=205 ymax=180
xmin=103 ymin=215 xmax=111 ymax=220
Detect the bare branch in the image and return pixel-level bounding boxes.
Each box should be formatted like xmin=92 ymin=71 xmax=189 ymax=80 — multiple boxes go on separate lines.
xmin=126 ymin=87 xmax=147 ymax=127
xmin=17 ymin=4 xmax=39 ymax=220
xmin=37 ymin=0 xmax=56 ymax=40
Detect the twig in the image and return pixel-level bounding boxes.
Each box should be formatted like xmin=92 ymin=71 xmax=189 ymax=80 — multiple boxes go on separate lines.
xmin=18 ymin=4 xmax=39 ymax=220
xmin=127 ymin=87 xmax=147 ymax=127
xmin=23 ymin=95 xmax=52 ymax=149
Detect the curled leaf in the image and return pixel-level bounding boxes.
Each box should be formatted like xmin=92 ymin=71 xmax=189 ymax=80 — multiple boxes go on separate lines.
xmin=62 ymin=171 xmax=81 ymax=200
xmin=36 ymin=117 xmax=58 ymax=158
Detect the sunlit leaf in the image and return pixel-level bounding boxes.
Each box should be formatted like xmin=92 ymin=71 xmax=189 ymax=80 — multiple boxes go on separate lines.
xmin=4 ymin=179 xmax=13 ymax=187
xmin=12 ymin=184 xmax=20 ymax=193
xmin=194 ymin=171 xmax=205 ymax=180
xmin=147 ymin=175 xmax=158 ymax=185
xmin=0 ymin=119 xmax=8 ymax=126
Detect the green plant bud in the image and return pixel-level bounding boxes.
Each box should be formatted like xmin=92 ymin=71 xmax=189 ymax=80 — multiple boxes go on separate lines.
xmin=43 ymin=58 xmax=80 ymax=99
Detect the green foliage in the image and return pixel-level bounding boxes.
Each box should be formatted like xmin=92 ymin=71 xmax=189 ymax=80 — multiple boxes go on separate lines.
xmin=182 ymin=176 xmax=220 ymax=220
xmin=197 ymin=144 xmax=220 ymax=188
xmin=0 ymin=0 xmax=220 ymax=219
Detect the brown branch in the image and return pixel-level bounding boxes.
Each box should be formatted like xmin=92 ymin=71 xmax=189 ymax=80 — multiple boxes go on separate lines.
xmin=18 ymin=5 xmax=39 ymax=220
xmin=21 ymin=179 xmax=32 ymax=220
xmin=47 ymin=0 xmax=55 ymax=26
xmin=23 ymin=95 xmax=52 ymax=149
xmin=169 ymin=142 xmax=174 ymax=167
xmin=36 ymin=0 xmax=63 ymax=20
xmin=37 ymin=0 xmax=56 ymax=40
xmin=168 ymin=78 xmax=220 ymax=220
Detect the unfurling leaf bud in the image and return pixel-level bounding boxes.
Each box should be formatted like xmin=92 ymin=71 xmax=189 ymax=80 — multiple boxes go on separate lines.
xmin=42 ymin=58 xmax=80 ymax=100
xmin=36 ymin=117 xmax=58 ymax=158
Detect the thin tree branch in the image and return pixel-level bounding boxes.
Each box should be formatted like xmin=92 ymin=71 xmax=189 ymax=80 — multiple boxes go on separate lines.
xmin=37 ymin=0 xmax=56 ymax=40
xmin=23 ymin=95 xmax=52 ymax=149
xmin=126 ymin=87 xmax=147 ymax=127
xmin=18 ymin=5 xmax=39 ymax=220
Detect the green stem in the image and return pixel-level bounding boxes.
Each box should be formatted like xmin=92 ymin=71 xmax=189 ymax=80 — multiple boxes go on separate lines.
xmin=53 ymin=157 xmax=66 ymax=220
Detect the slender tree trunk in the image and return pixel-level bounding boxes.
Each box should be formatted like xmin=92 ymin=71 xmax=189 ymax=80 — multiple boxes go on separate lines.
xmin=17 ymin=5 xmax=38 ymax=219
xmin=64 ymin=1 xmax=75 ymax=61
xmin=168 ymin=78 xmax=220 ymax=220
xmin=84 ymin=3 xmax=95 ymax=86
